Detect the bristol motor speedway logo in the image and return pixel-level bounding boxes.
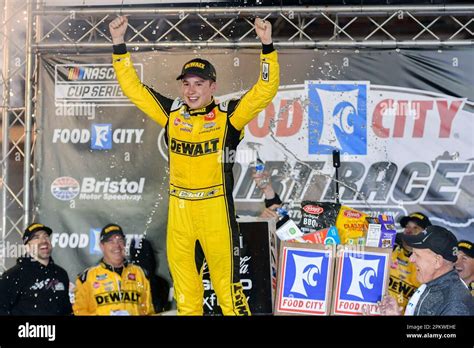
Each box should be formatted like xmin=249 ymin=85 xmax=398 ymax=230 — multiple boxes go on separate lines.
xmin=333 ymin=250 xmax=389 ymax=315
xmin=52 ymin=124 xmax=144 ymax=150
xmin=50 ymin=176 xmax=146 ymax=202
xmin=306 ymin=81 xmax=368 ymax=155
xmin=277 ymin=247 xmax=333 ymax=315
xmin=50 ymin=177 xmax=80 ymax=201
xmin=55 ymin=64 xmax=143 ymax=106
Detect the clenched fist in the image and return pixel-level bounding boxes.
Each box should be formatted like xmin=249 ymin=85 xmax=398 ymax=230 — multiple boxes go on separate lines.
xmin=254 ymin=17 xmax=272 ymax=45
xmin=109 ymin=15 xmax=128 ymax=45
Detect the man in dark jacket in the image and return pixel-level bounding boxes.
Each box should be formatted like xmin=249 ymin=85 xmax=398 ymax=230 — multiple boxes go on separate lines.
xmin=380 ymin=225 xmax=474 ymax=316
xmin=0 ymin=223 xmax=72 ymax=315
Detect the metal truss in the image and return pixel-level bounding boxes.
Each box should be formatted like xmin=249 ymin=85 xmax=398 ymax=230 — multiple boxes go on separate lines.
xmin=33 ymin=5 xmax=474 ymax=51
xmin=0 ymin=0 xmax=31 ymax=272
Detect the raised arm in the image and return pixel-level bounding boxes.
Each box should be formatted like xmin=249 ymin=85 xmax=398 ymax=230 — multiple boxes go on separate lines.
xmin=229 ymin=18 xmax=280 ymax=131
xmin=109 ymin=14 xmax=128 ymax=45
xmin=109 ymin=15 xmax=172 ymax=128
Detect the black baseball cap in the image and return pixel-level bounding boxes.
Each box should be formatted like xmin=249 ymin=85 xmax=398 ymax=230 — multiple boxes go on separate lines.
xmin=176 ymin=58 xmax=216 ymax=82
xmin=403 ymin=225 xmax=458 ymax=262
xmin=23 ymin=223 xmax=53 ymax=244
xmin=100 ymin=223 xmax=125 ymax=243
xmin=457 ymin=240 xmax=474 ymax=258
xmin=399 ymin=212 xmax=432 ymax=229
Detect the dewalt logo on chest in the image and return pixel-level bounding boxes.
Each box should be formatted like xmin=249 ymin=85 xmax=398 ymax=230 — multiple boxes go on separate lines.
xmin=95 ymin=290 xmax=141 ymax=305
xmin=170 ymin=138 xmax=219 ymax=157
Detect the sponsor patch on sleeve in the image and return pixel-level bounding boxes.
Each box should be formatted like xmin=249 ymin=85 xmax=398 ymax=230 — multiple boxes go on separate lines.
xmin=262 ymin=62 xmax=269 ymax=82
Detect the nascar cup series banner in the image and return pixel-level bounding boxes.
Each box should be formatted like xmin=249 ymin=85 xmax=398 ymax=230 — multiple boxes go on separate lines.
xmin=36 ymin=48 xmax=473 ymax=282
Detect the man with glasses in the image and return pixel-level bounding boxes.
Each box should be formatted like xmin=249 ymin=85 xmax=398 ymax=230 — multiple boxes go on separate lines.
xmin=73 ymin=223 xmax=153 ymax=315
xmin=0 ymin=223 xmax=72 ymax=315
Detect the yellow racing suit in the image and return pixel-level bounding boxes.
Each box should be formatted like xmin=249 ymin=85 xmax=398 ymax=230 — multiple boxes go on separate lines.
xmin=113 ymin=44 xmax=279 ymax=315
xmin=73 ymin=260 xmax=153 ymax=315
xmin=388 ymin=243 xmax=420 ymax=311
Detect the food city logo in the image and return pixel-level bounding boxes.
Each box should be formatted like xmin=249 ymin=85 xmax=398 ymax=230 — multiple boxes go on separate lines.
xmin=50 ymin=176 xmax=145 ymax=202
xmin=52 ymin=124 xmax=144 ymax=150
xmin=289 ymin=253 xmax=323 ymax=297
xmin=49 ymin=230 xmax=141 ymax=255
xmin=277 ymin=248 xmax=332 ymax=315
xmin=54 ymin=63 xmax=143 ymax=106
xmin=333 ymin=251 xmax=388 ymax=315
xmin=306 ymin=81 xmax=369 ymax=155
xmin=241 ymin=83 xmax=468 ymax=154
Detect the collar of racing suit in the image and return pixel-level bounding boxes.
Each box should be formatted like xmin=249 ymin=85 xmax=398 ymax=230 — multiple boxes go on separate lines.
xmin=186 ymin=98 xmax=216 ymax=116
xmin=99 ymin=258 xmax=128 ymax=276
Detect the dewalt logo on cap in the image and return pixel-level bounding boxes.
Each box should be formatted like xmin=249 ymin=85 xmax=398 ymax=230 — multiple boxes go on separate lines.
xmin=458 ymin=240 xmax=474 ymax=258
xmin=27 ymin=223 xmax=45 ymax=232
xmin=104 ymin=225 xmax=121 ymax=234
xmin=411 ymin=213 xmax=426 ymax=220
xmin=176 ymin=58 xmax=216 ymax=82
xmin=23 ymin=222 xmax=53 ymax=244
xmin=184 ymin=62 xmax=205 ymax=70
xmin=100 ymin=223 xmax=125 ymax=242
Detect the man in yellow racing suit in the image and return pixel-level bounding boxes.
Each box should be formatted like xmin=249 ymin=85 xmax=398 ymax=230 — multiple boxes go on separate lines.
xmin=109 ymin=16 xmax=279 ymax=315
xmin=73 ymin=224 xmax=154 ymax=315
xmin=388 ymin=212 xmax=432 ymax=310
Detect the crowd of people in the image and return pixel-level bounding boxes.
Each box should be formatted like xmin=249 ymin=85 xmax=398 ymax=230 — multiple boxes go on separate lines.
xmin=0 ymin=223 xmax=161 ymax=315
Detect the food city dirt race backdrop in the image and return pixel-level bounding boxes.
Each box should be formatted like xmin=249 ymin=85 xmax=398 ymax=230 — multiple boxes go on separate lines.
xmin=36 ymin=48 xmax=474 ymax=283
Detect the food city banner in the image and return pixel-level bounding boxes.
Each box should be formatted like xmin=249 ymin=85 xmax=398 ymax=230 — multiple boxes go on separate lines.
xmin=35 ymin=48 xmax=473 ymax=283
xmin=275 ymin=242 xmax=335 ymax=316
xmin=331 ymin=246 xmax=391 ymax=316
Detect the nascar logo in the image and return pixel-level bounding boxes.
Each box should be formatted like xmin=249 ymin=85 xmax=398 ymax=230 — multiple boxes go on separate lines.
xmin=68 ymin=67 xmax=85 ymax=81
xmin=66 ymin=66 xmax=116 ymax=81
